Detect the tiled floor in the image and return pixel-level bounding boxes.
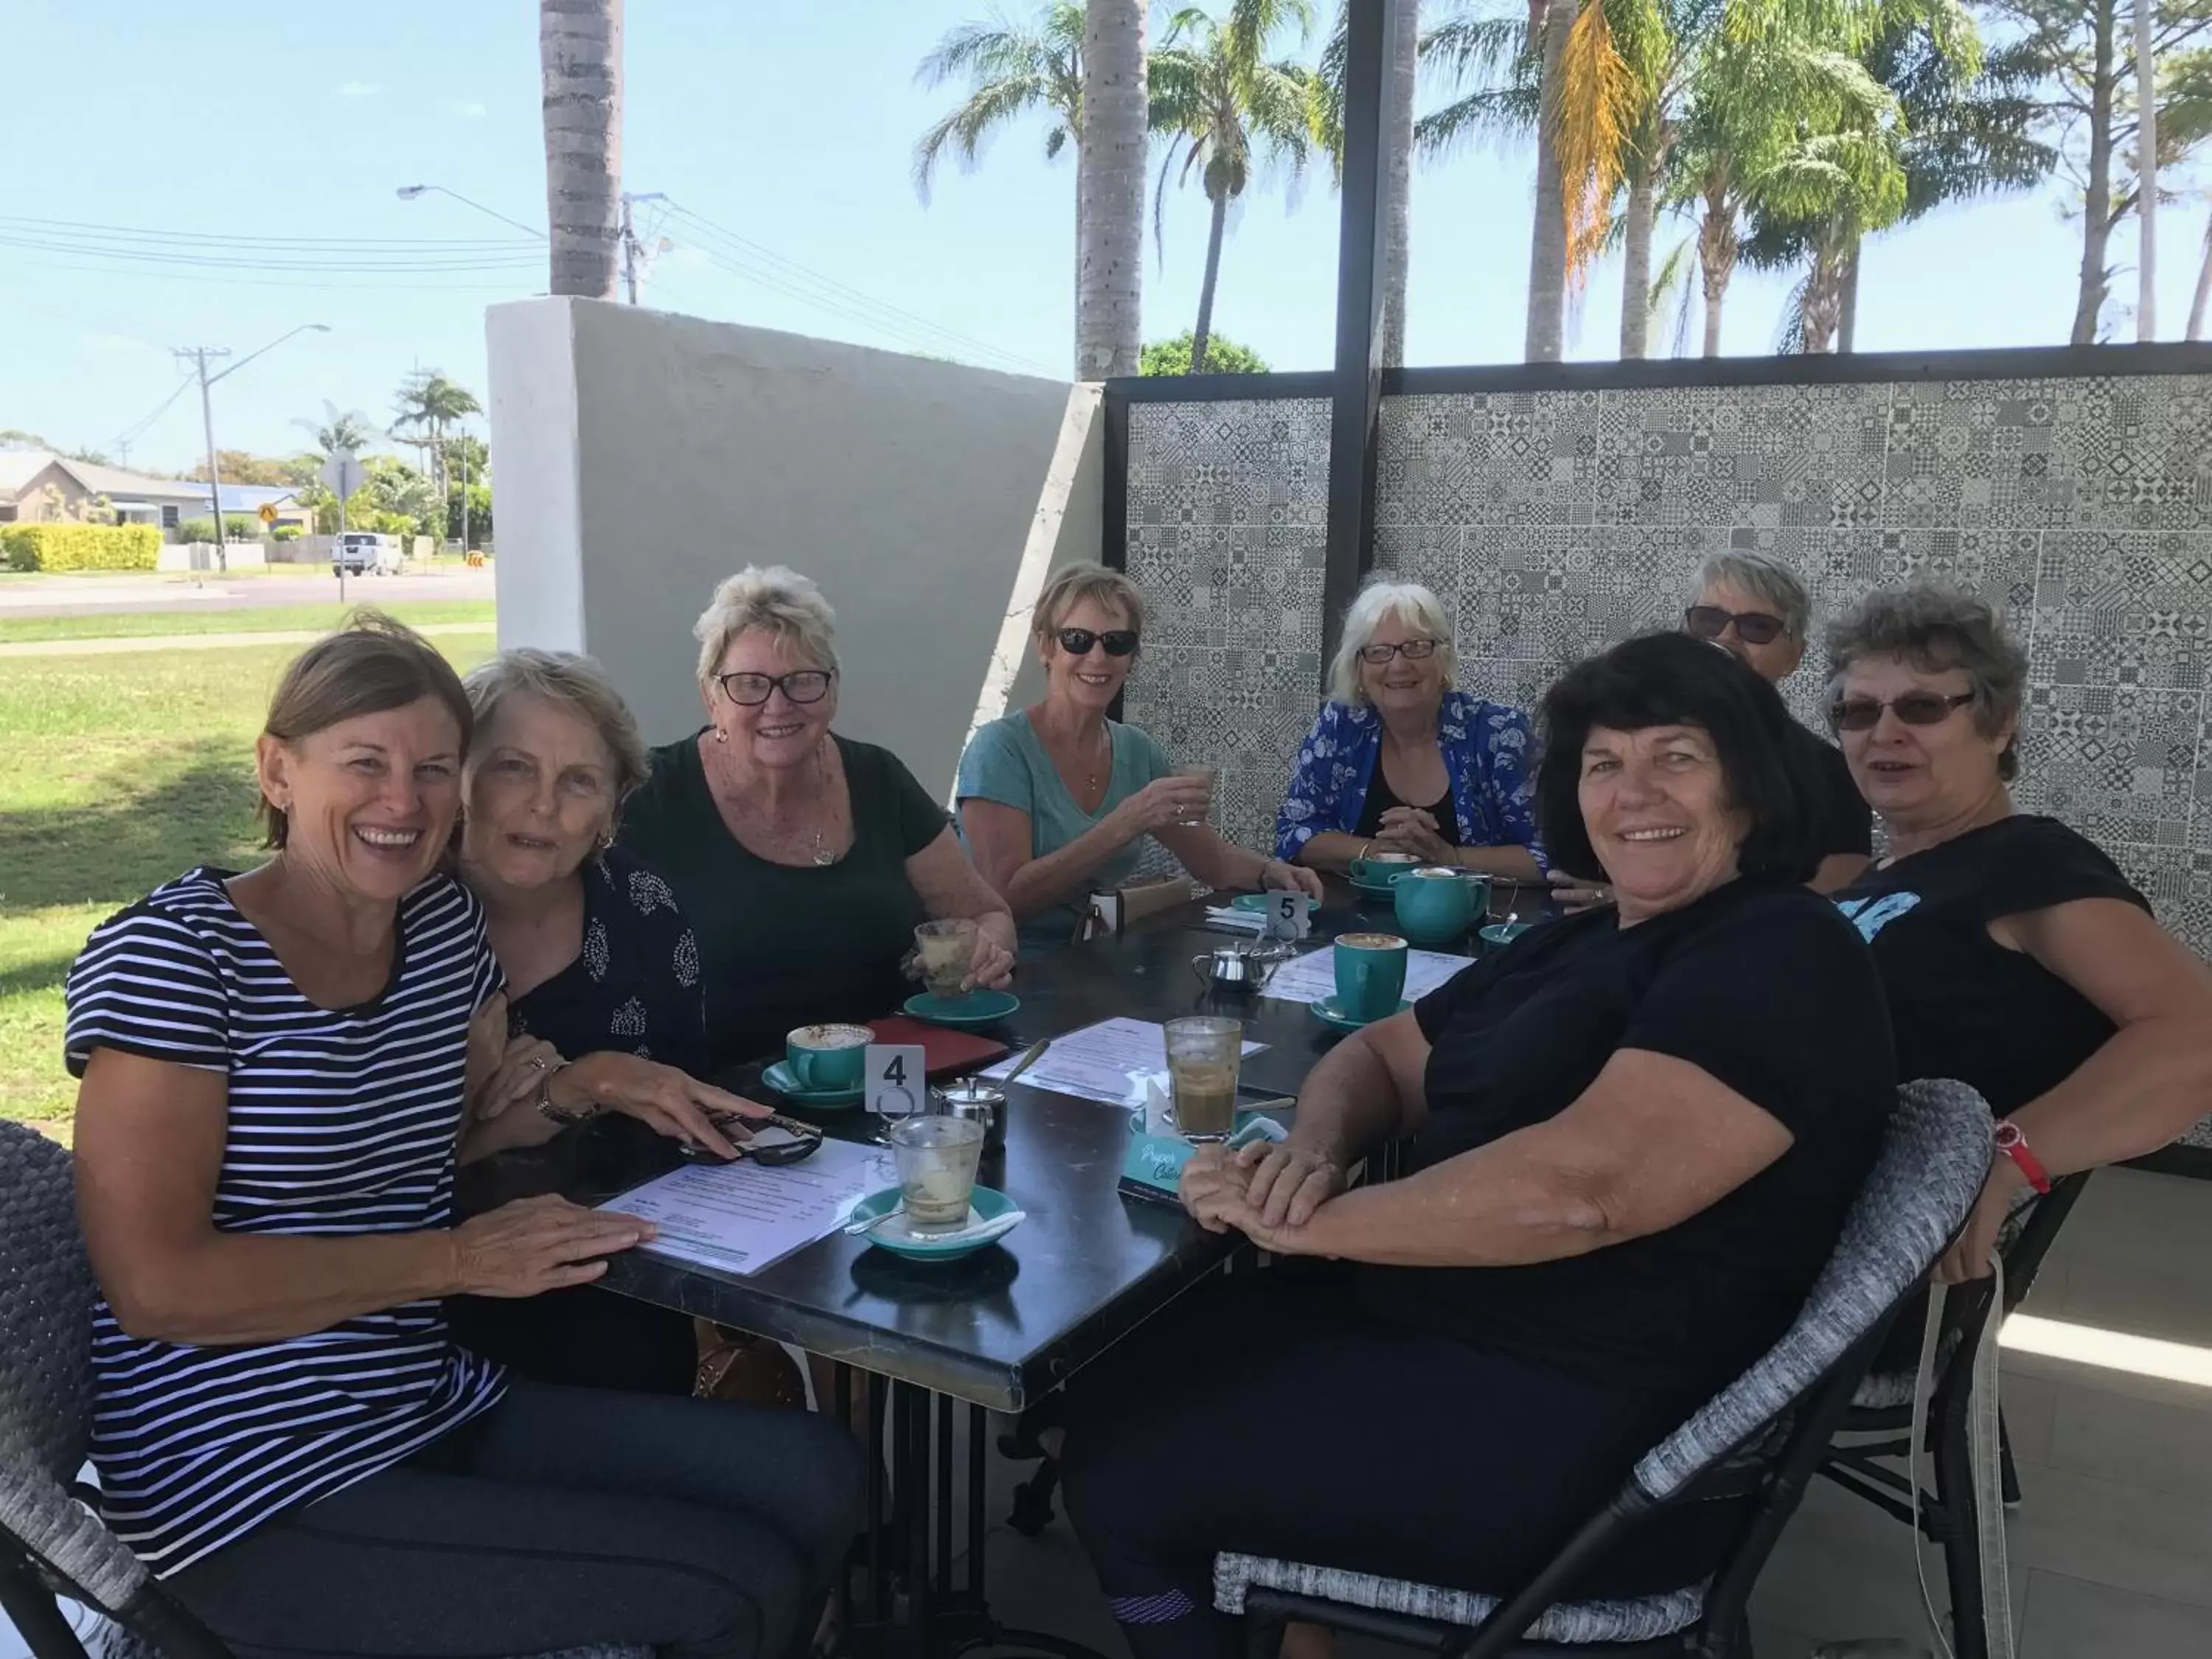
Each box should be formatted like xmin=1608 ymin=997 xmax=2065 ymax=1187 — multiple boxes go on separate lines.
xmin=968 ymin=1164 xmax=2212 ymax=1659
xmin=9 ymin=1166 xmax=2208 ymax=1659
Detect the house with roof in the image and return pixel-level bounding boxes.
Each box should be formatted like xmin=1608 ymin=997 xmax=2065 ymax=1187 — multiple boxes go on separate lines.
xmin=0 ymin=451 xmax=309 ymax=535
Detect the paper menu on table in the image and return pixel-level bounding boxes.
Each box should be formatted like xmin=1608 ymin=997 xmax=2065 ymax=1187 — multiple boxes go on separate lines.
xmin=977 ymin=1016 xmax=1267 ymax=1107
xmin=600 ymin=1136 xmax=885 ymax=1278
xmin=1260 ymin=946 xmax=1476 ymax=1008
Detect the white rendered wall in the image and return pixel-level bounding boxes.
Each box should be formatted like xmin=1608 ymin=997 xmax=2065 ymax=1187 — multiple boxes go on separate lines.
xmin=486 ymin=298 xmax=1102 ymax=799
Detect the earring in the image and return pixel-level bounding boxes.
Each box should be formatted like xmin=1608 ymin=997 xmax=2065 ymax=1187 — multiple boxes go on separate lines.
xmin=597 ymin=832 xmax=615 ymax=852
xmin=712 ymin=727 xmax=728 ymax=745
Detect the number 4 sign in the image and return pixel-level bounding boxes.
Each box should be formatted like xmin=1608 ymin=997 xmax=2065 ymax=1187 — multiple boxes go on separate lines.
xmin=865 ymin=1045 xmax=928 ymax=1122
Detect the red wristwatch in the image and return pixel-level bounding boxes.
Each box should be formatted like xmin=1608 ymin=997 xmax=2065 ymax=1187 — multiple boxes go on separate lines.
xmin=1992 ymin=1119 xmax=2052 ymax=1195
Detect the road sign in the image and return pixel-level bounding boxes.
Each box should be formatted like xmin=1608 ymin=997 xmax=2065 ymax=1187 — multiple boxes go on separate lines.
xmin=319 ymin=451 xmax=364 ymax=501
xmin=257 ymin=502 xmax=278 ymax=525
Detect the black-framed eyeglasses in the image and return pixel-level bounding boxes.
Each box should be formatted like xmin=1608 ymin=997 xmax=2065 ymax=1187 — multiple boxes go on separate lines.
xmin=1357 ymin=639 xmax=1441 ymax=665
xmin=1685 ymin=605 xmax=1788 ymax=647
xmin=1057 ymin=627 xmax=1139 ymax=658
xmin=712 ymin=669 xmax=836 ymax=707
xmin=1828 ymin=691 xmax=1975 ymax=732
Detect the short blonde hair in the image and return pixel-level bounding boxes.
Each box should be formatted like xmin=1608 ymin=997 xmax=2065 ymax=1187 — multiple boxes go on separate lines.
xmin=1327 ymin=578 xmax=1457 ymax=705
xmin=1032 ymin=562 xmax=1146 ymax=645
xmin=464 ymin=649 xmax=650 ymax=805
xmin=693 ymin=565 xmax=839 ymax=685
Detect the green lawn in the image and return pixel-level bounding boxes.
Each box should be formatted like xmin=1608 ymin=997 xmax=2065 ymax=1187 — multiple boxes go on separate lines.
xmin=0 ymin=599 xmax=493 ymax=646
xmin=0 ymin=630 xmax=496 ymax=1138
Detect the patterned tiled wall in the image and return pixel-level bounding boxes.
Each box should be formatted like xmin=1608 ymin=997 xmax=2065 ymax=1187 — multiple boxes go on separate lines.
xmin=1121 ymin=375 xmax=2212 ymax=968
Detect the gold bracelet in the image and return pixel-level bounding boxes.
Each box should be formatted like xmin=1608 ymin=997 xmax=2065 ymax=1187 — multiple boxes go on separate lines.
xmin=1357 ymin=839 xmax=1375 ymax=865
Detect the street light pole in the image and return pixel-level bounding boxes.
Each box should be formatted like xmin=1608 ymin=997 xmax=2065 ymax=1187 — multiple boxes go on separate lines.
xmin=171 ymin=324 xmax=332 ymax=575
xmin=619 ymin=191 xmax=666 ymax=304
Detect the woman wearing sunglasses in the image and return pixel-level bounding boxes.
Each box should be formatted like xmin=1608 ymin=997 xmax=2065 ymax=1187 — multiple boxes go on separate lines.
xmin=619 ymin=566 xmax=1018 ymax=1073
xmin=959 ymin=563 xmax=1322 ymax=944
xmin=1274 ymin=577 xmax=1544 ymax=882
xmin=1826 ymin=584 xmax=2212 ymax=1283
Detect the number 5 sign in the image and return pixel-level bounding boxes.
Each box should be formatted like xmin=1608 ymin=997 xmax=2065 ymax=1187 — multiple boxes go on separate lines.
xmin=865 ymin=1045 xmax=928 ymax=1123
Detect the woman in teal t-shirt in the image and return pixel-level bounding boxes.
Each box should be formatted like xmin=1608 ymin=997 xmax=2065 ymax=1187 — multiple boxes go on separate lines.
xmin=957 ymin=563 xmax=1322 ymax=945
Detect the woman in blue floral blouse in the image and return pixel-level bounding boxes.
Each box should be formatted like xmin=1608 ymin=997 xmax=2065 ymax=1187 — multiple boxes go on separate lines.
xmin=1275 ymin=579 xmax=1545 ymax=882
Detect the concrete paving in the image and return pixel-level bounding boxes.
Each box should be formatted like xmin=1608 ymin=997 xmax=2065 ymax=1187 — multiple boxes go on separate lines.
xmin=0 ymin=568 xmax=494 ymax=619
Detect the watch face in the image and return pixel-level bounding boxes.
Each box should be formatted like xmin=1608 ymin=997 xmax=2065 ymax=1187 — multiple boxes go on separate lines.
xmin=1992 ymin=1121 xmax=2022 ymax=1148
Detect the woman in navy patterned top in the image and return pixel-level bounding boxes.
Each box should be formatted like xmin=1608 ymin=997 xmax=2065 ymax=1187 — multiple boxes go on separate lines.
xmin=449 ymin=648 xmax=765 ymax=1394
xmin=1275 ymin=578 xmax=1545 ymax=881
xmin=66 ymin=616 xmax=860 ymax=1658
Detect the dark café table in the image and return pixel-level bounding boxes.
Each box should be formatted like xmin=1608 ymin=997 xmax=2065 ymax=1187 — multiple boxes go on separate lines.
xmin=583 ymin=876 xmax=1533 ymax=1658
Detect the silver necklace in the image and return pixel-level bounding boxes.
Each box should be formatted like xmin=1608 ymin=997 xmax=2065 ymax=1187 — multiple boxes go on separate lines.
xmin=811 ymin=743 xmax=838 ymax=865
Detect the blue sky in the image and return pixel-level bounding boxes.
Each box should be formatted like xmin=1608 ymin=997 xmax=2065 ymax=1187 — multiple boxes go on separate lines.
xmin=0 ymin=0 xmax=2191 ymax=473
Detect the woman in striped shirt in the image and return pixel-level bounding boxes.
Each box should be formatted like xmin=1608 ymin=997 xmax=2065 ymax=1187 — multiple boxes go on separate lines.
xmin=66 ymin=614 xmax=862 ymax=1658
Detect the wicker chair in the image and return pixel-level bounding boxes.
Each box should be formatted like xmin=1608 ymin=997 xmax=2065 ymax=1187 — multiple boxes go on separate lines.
xmin=1214 ymin=1078 xmax=1995 ymax=1659
xmin=0 ymin=1120 xmax=644 ymax=1659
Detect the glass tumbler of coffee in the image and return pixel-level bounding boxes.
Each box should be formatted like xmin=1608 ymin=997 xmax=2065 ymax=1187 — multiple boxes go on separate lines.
xmin=1163 ymin=1015 xmax=1242 ymax=1142
xmin=1171 ymin=763 xmax=1218 ymax=827
xmin=913 ymin=917 xmax=978 ymax=998
xmin=887 ymin=1114 xmax=987 ymax=1231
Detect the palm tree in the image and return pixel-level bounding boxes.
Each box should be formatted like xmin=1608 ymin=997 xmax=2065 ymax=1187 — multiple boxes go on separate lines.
xmin=298 ymin=404 xmax=375 ymax=462
xmin=914 ymin=4 xmax=1086 ymax=197
xmin=540 ymin=0 xmax=623 ymax=299
xmin=2138 ymin=0 xmax=2160 ymax=336
xmin=394 ymin=372 xmax=484 ymax=515
xmin=1315 ymin=1 xmax=1425 ymax=366
xmin=1666 ymin=34 xmax=1906 ymax=355
xmin=1082 ymin=0 xmax=1150 ymax=377
xmin=1151 ymin=1 xmax=1321 ymax=372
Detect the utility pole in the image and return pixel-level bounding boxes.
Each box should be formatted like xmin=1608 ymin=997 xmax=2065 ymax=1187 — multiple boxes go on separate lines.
xmin=619 ymin=190 xmax=666 ymax=304
xmin=175 ymin=347 xmax=235 ymax=573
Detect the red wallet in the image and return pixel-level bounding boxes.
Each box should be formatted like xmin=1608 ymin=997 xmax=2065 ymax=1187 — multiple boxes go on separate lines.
xmin=866 ymin=1016 xmax=1010 ymax=1077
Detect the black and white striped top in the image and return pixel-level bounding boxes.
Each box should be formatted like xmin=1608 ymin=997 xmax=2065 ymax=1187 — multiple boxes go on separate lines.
xmin=64 ymin=868 xmax=508 ymax=1576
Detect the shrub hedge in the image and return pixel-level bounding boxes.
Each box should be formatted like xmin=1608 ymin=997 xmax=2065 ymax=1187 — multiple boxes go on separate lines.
xmin=1 ymin=522 xmax=164 ymax=572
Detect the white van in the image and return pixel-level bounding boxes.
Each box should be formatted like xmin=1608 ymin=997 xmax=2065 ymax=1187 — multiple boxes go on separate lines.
xmin=333 ymin=533 xmax=402 ymax=577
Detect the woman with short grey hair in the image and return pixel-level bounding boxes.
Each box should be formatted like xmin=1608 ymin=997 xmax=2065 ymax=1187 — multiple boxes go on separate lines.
xmin=1826 ymin=583 xmax=2212 ymax=1283
xmin=451 ymin=647 xmax=766 ymax=1394
xmin=1276 ymin=577 xmax=1543 ymax=882
xmin=621 ymin=565 xmax=1018 ymax=1072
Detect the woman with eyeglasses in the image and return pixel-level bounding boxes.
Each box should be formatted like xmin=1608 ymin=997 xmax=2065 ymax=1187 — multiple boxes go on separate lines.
xmin=619 ymin=566 xmax=1018 ymax=1074
xmin=1825 ymin=584 xmax=2212 ymax=1283
xmin=959 ymin=563 xmax=1322 ymax=945
xmin=1275 ymin=577 xmax=1544 ymax=882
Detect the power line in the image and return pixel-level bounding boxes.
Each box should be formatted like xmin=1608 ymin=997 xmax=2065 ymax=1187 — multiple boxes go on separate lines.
xmin=111 ymin=374 xmax=199 ymax=456
xmin=663 ymin=202 xmax=1054 ymax=376
xmin=0 ymin=233 xmax=539 ymax=274
xmin=0 ymin=254 xmax=538 ymax=294
xmin=0 ymin=214 xmax=537 ymax=252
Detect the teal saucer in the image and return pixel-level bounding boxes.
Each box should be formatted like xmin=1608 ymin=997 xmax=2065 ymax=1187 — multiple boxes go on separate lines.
xmin=1480 ymin=922 xmax=1534 ymax=947
xmin=902 ymin=989 xmax=1021 ymax=1028
xmin=847 ymin=1185 xmax=1020 ymax=1260
xmin=1349 ymin=874 xmax=1407 ymax=897
xmin=1310 ymin=995 xmax=1412 ymax=1033
xmin=760 ymin=1059 xmax=865 ymax=1109
xmin=1231 ymin=892 xmax=1319 ymax=914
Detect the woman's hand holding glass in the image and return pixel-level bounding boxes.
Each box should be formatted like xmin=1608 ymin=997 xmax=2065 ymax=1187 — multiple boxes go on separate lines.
xmin=1109 ymin=774 xmax=1215 ymax=840
xmin=966 ymin=912 xmax=1019 ymax=990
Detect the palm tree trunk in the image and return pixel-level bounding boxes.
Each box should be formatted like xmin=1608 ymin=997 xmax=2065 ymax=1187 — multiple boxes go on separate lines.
xmin=2188 ymin=208 xmax=2212 ymax=338
xmin=1525 ymin=0 xmax=1576 ymax=362
xmin=1380 ymin=0 xmax=1421 ymax=368
xmin=540 ymin=0 xmax=623 ymax=300
xmin=2136 ymin=0 xmax=2159 ymax=340
xmin=1698 ymin=189 xmax=1734 ymax=359
xmin=1077 ymin=0 xmax=1147 ymax=378
xmin=1619 ymin=156 xmax=1658 ymax=359
xmin=2073 ymin=0 xmax=2118 ymax=345
xmin=1838 ymin=232 xmax=1862 ymax=352
xmin=1801 ymin=251 xmax=1841 ymax=354
xmin=1192 ymin=189 xmax=1231 ymax=373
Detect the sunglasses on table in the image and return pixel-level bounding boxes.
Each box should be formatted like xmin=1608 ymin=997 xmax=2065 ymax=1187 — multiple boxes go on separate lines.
xmin=1684 ymin=605 xmax=1788 ymax=647
xmin=1057 ymin=627 xmax=1140 ymax=657
xmin=1357 ymin=638 xmax=1441 ymax=664
xmin=1827 ymin=691 xmax=1975 ymax=732
xmin=712 ymin=669 xmax=836 ymax=706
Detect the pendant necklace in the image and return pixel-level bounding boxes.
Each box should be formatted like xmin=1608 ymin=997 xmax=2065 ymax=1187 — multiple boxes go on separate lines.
xmin=812 ymin=743 xmax=838 ymax=865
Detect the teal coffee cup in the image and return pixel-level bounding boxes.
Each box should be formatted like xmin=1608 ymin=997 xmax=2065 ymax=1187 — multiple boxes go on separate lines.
xmin=1349 ymin=850 xmax=1419 ymax=886
xmin=1393 ymin=866 xmax=1488 ymax=946
xmin=1334 ymin=932 xmax=1409 ymax=1020
xmin=785 ymin=1023 xmax=873 ymax=1091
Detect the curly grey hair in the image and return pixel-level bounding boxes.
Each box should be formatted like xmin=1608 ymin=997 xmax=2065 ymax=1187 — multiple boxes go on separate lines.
xmin=1691 ymin=552 xmax=1812 ymax=641
xmin=464 ymin=649 xmax=650 ymax=804
xmin=693 ymin=565 xmax=839 ymax=685
xmin=1825 ymin=584 xmax=2029 ymax=781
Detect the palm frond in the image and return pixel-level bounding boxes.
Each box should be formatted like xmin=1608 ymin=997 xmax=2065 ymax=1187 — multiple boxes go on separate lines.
xmin=1773 ymin=268 xmax=1812 ymax=353
xmin=1556 ymin=0 xmax=1644 ymax=284
xmin=1422 ymin=12 xmax=1534 ymax=88
xmin=1416 ymin=85 xmax=1543 ymax=154
xmin=914 ymin=74 xmax=1051 ymax=199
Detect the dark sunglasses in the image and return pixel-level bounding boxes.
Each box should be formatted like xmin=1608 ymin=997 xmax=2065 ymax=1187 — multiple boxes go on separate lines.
xmin=1828 ymin=691 xmax=1975 ymax=733
xmin=1357 ymin=638 xmax=1441 ymax=664
xmin=713 ymin=669 xmax=835 ymax=707
xmin=1685 ymin=605 xmax=1787 ymax=647
xmin=1057 ymin=627 xmax=1139 ymax=658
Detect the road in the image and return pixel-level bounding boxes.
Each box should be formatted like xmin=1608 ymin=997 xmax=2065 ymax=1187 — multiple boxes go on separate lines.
xmin=0 ymin=568 xmax=495 ymax=619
